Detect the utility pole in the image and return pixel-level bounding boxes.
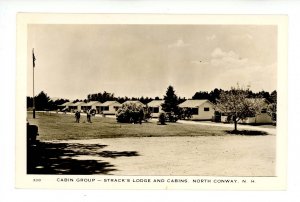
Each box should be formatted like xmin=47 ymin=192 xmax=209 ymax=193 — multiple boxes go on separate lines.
xmin=32 ymin=48 xmax=36 ymax=118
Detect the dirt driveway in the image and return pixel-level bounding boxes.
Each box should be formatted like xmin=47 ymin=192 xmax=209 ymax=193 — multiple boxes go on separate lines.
xmin=49 ymin=135 xmax=275 ymax=176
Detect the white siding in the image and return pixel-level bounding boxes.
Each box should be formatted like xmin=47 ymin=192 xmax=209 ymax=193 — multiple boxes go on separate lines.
xmin=102 ymin=105 xmax=118 ymax=115
xmin=151 ymin=106 xmax=163 ymax=118
xmin=191 ymin=102 xmax=214 ymax=120
xmin=240 ymin=113 xmax=272 ymax=124
xmin=255 ymin=113 xmax=272 ymax=123
xmin=221 ymin=113 xmax=273 ymax=124
xmin=221 ymin=115 xmax=228 ymax=122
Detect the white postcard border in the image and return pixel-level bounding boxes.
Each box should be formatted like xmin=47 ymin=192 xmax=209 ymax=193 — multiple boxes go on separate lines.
xmin=16 ymin=13 xmax=288 ymax=190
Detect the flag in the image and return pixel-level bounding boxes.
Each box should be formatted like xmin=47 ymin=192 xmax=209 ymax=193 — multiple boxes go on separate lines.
xmin=32 ymin=48 xmax=36 ymax=68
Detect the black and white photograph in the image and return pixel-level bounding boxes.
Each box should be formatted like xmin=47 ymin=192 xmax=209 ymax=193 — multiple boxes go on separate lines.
xmin=15 ymin=13 xmax=287 ymax=190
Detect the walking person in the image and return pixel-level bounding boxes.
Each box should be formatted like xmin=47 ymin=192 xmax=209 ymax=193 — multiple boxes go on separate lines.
xmin=87 ymin=109 xmax=92 ymax=123
xmin=75 ymin=111 xmax=80 ymax=123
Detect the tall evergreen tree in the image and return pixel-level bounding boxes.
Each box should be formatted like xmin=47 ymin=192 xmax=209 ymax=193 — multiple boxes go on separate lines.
xmin=27 ymin=96 xmax=33 ymax=108
xmin=161 ymin=86 xmax=180 ymax=122
xmin=35 ymin=91 xmax=50 ymax=110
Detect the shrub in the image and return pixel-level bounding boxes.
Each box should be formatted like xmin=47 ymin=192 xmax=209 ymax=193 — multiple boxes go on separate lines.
xmin=158 ymin=112 xmax=166 ymax=125
xmin=179 ymin=108 xmax=193 ymax=120
xmin=143 ymin=107 xmax=152 ymax=122
xmin=166 ymin=112 xmax=179 ymax=122
xmin=116 ymin=103 xmax=150 ymax=124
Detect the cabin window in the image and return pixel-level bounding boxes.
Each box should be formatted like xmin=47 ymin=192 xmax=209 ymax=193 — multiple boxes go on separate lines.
xmin=261 ymin=108 xmax=267 ymax=113
xmin=153 ymin=107 xmax=159 ymax=113
xmin=204 ymin=107 xmax=210 ymax=111
xmin=101 ymin=106 xmax=109 ymax=111
xmin=192 ymin=108 xmax=199 ymax=115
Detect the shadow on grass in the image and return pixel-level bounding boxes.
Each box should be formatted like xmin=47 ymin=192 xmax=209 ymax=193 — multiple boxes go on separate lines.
xmin=27 ymin=141 xmax=139 ymax=175
xmin=225 ymin=130 xmax=268 ymax=136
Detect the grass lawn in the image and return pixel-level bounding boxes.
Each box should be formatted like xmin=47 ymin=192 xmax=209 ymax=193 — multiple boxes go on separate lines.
xmin=27 ymin=112 xmax=231 ymax=140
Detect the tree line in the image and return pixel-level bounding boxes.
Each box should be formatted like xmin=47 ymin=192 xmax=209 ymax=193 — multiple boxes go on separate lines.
xmin=82 ymin=89 xmax=277 ymax=106
xmin=27 ymin=88 xmax=277 ymax=111
xmin=86 ymin=91 xmax=187 ymax=105
xmin=192 ymin=88 xmax=277 ymax=104
xmin=27 ymin=86 xmax=277 ymax=131
xmin=27 ymin=91 xmax=69 ymax=111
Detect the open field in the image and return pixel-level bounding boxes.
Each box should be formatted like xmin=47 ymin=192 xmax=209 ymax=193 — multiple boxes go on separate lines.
xmin=27 ymin=112 xmax=276 ymax=176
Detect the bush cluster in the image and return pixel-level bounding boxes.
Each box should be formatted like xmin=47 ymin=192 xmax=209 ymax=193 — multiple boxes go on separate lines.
xmin=116 ymin=103 xmax=151 ymax=124
xmin=178 ymin=108 xmax=193 ymax=120
xmin=158 ymin=112 xmax=166 ymax=125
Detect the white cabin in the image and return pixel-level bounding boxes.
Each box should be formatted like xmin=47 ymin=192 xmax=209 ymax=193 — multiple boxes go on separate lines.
xmin=68 ymin=102 xmax=85 ymax=112
xmin=81 ymin=101 xmax=102 ymax=113
xmin=147 ymin=100 xmax=164 ymax=118
xmin=178 ymin=99 xmax=215 ymax=120
xmin=220 ymin=98 xmax=273 ymax=124
xmin=98 ymin=101 xmax=122 ymax=115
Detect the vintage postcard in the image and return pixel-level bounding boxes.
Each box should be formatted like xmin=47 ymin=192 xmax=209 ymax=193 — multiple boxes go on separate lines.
xmin=16 ymin=13 xmax=287 ymax=190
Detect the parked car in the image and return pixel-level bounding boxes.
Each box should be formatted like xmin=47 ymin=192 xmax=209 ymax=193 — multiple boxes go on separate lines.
xmin=27 ymin=121 xmax=39 ymax=144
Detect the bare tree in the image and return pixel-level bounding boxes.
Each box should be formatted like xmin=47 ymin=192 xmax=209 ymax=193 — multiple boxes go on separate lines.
xmin=215 ymin=86 xmax=264 ymax=131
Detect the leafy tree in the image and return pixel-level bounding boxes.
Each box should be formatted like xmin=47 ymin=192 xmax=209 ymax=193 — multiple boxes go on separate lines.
xmin=192 ymin=88 xmax=277 ymax=104
xmin=143 ymin=107 xmax=152 ymax=122
xmin=116 ymin=97 xmax=126 ymax=104
xmin=50 ymin=98 xmax=70 ymax=110
xmin=87 ymin=91 xmax=115 ymax=103
xmin=256 ymin=90 xmax=271 ymax=103
xmin=54 ymin=98 xmax=69 ymax=106
xmin=268 ymin=90 xmax=277 ymax=123
xmin=192 ymin=88 xmax=222 ymax=103
xmin=139 ymin=96 xmax=153 ymax=105
xmin=116 ymin=102 xmax=150 ymax=124
xmin=209 ymin=88 xmax=222 ymax=103
xmin=161 ymin=85 xmax=180 ymax=122
xmin=270 ymin=90 xmax=277 ymax=104
xmin=215 ymin=86 xmax=264 ymax=131
xmin=267 ymin=103 xmax=277 ymax=123
xmin=192 ymin=91 xmax=210 ymax=100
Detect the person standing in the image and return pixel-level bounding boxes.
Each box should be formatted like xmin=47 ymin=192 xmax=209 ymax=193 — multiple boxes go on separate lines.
xmin=87 ymin=109 xmax=92 ymax=123
xmin=75 ymin=111 xmax=80 ymax=123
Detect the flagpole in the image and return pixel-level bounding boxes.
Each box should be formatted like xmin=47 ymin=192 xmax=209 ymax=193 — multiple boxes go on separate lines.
xmin=32 ymin=48 xmax=35 ymax=119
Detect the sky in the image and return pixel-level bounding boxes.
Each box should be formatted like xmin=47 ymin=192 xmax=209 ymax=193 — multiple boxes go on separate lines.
xmin=27 ymin=24 xmax=277 ymax=100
